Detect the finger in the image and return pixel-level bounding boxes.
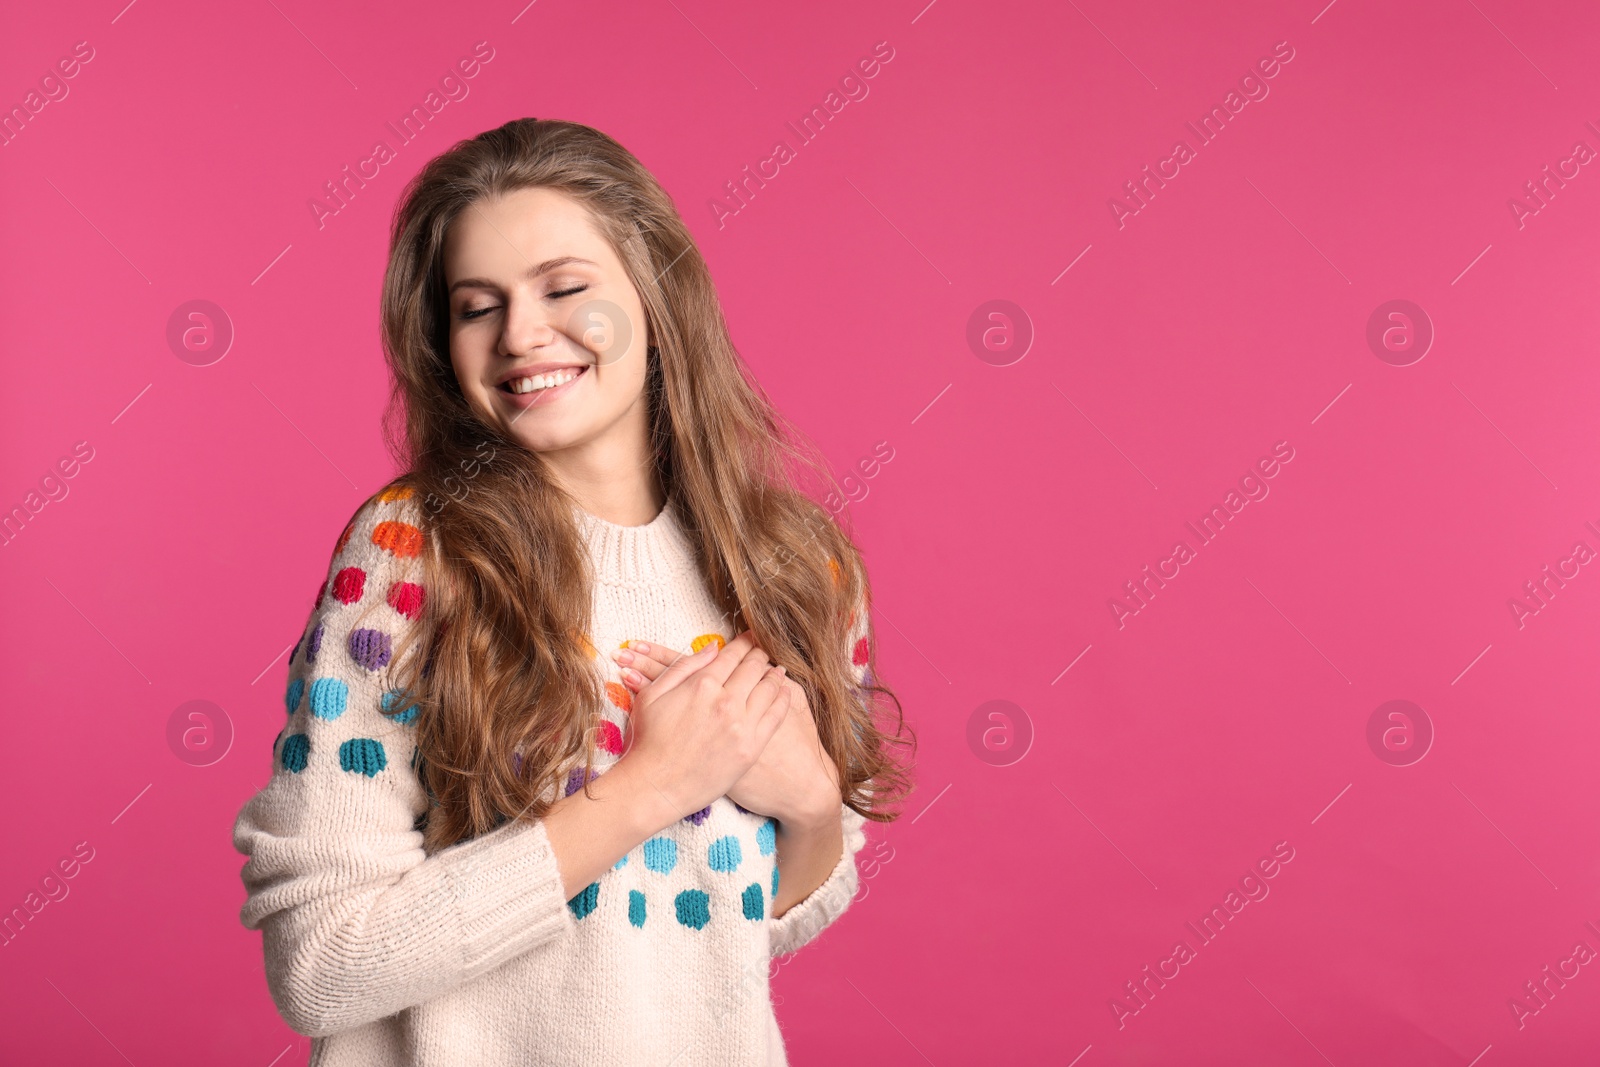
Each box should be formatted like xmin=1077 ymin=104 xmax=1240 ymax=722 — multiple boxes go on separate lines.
xmin=641 ymin=638 xmax=723 ymax=697
xmin=752 ymin=683 xmax=792 ymax=749
xmin=615 ymin=641 xmax=689 ymax=684
xmin=719 ymin=646 xmax=781 ymax=704
xmin=696 ymin=631 xmax=763 ymax=688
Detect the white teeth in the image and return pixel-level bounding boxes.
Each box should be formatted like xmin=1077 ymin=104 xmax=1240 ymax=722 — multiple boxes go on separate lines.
xmin=506 ymin=367 xmax=581 ymax=394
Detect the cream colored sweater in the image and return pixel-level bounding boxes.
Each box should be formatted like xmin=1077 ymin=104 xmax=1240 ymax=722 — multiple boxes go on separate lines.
xmin=232 ymin=487 xmax=870 ymax=1066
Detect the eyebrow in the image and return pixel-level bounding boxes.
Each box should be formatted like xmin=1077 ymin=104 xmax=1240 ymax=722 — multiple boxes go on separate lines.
xmin=447 ymin=256 xmax=598 ymax=295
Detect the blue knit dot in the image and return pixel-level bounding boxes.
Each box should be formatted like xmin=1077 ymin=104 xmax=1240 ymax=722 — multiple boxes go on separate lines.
xmin=380 ymin=689 xmax=419 ymax=725
xmin=772 ymin=862 xmax=780 ymax=899
xmin=756 ymin=818 xmax=777 ymax=856
xmin=675 ymin=889 xmax=710 ymax=930
xmin=643 ymin=836 xmax=678 ymax=874
xmin=628 ymin=889 xmax=647 ymax=928
xmin=309 ymin=677 xmax=348 ymax=720
xmin=742 ymin=882 xmax=764 ymax=921
xmin=708 ymin=835 xmax=742 ymax=873
xmin=285 ymin=677 xmax=305 ymax=715
xmin=281 ymin=733 xmax=309 ymax=773
xmin=339 ymin=737 xmax=386 ymax=776
xmin=569 ymin=881 xmax=600 ymax=920
xmin=613 ymin=852 xmax=630 ymax=870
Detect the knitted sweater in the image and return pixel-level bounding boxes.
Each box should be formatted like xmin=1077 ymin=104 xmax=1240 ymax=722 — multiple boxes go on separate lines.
xmin=232 ymin=486 xmax=871 ymax=1066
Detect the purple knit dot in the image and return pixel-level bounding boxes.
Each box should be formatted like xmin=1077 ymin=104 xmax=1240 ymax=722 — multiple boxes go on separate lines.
xmin=566 ymin=765 xmax=598 ymax=797
xmin=307 ymin=623 xmax=324 ymax=665
xmin=684 ymin=805 xmax=711 ymax=826
xmin=349 ymin=628 xmax=393 ymax=671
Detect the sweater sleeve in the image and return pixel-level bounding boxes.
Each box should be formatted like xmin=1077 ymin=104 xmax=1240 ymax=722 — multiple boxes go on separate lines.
xmin=768 ymin=574 xmax=875 ymax=958
xmin=231 ymin=487 xmax=575 ymax=1038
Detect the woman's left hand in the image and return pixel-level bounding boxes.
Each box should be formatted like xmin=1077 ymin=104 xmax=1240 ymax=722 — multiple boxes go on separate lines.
xmin=611 ymin=637 xmax=841 ymax=828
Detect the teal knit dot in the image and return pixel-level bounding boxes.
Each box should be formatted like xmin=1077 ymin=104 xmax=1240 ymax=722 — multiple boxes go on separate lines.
xmin=756 ymin=818 xmax=777 ymax=856
xmin=674 ymin=889 xmax=710 ymax=930
xmin=380 ymin=689 xmax=419 ymax=725
xmin=309 ymin=677 xmax=348 ymax=720
xmin=643 ymin=836 xmax=678 ymax=874
xmin=628 ymin=889 xmax=647 ymax=928
xmin=281 ymin=733 xmax=309 ymax=773
xmin=339 ymin=737 xmax=386 ymax=776
xmin=771 ymin=862 xmax=780 ymax=899
xmin=707 ymin=835 xmax=742 ymax=872
xmin=569 ymin=881 xmax=600 ymax=920
xmin=285 ymin=677 xmax=305 ymax=715
xmin=742 ymin=882 xmax=764 ymax=920
xmin=613 ymin=852 xmax=629 ymax=870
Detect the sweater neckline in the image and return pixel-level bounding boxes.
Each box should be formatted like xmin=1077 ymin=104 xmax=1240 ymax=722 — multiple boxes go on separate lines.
xmin=571 ymin=495 xmax=697 ymax=584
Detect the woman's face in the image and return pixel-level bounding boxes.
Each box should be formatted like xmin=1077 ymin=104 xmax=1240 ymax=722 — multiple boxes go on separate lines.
xmin=442 ymin=186 xmax=652 ymax=457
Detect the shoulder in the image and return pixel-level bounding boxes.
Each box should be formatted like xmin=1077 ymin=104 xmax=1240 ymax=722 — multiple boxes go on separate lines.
xmin=307 ymin=481 xmax=431 ymax=620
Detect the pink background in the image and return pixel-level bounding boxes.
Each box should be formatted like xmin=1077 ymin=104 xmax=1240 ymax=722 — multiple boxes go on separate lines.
xmin=3 ymin=0 xmax=1599 ymax=1063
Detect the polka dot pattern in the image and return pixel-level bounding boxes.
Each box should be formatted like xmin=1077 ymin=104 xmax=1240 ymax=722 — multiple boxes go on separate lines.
xmin=771 ymin=863 xmax=780 ymax=900
xmin=628 ymin=889 xmax=647 ymax=928
xmin=307 ymin=623 xmax=324 ymax=665
xmin=684 ymin=806 xmax=711 ymax=826
xmin=566 ymin=765 xmax=598 ymax=797
xmin=597 ymin=719 xmax=624 ymax=755
xmin=387 ymin=581 xmax=425 ymax=620
xmin=339 ymin=737 xmax=386 ymax=777
xmin=569 ymin=881 xmax=600 ymax=920
xmin=377 ymin=484 xmax=414 ymax=502
xmin=604 ymin=681 xmax=632 ymax=713
xmin=332 ymin=567 xmax=366 ymax=605
xmin=853 ymin=636 xmax=869 ymax=666
xmin=643 ymin=837 xmax=678 ymax=874
xmin=674 ymin=889 xmax=710 ymax=930
xmin=335 ymin=521 xmax=356 ymax=556
xmin=372 ymin=520 xmax=422 ymax=558
xmin=756 ymin=819 xmax=777 ymax=856
xmin=281 ymin=733 xmax=309 ymax=773
xmin=707 ymin=836 xmax=742 ymax=873
xmin=613 ymin=852 xmax=629 ymax=870
xmin=349 ymin=628 xmax=393 ymax=671
xmin=742 ymin=883 xmax=764 ymax=921
xmin=309 ymin=677 xmax=348 ymax=720
xmin=380 ymin=689 xmax=420 ymax=725
xmin=285 ymin=677 xmax=305 ymax=715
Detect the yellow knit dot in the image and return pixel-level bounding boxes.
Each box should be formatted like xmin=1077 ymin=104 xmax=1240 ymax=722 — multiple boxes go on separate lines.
xmin=827 ymin=557 xmax=841 ymax=586
xmin=577 ymin=632 xmax=597 ymax=658
xmin=378 ymin=484 xmax=415 ymax=502
xmin=689 ymin=633 xmax=726 ymax=654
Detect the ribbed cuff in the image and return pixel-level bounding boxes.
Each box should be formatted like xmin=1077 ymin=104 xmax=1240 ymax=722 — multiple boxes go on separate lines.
xmin=769 ymin=805 xmax=867 ymax=957
xmin=438 ymin=816 xmax=575 ymax=977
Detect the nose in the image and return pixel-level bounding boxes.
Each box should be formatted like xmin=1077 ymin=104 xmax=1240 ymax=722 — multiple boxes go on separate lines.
xmin=500 ymin=292 xmax=560 ymax=358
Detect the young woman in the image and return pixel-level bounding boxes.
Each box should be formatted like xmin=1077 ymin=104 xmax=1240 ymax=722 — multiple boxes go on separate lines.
xmin=231 ymin=117 xmax=912 ymax=1066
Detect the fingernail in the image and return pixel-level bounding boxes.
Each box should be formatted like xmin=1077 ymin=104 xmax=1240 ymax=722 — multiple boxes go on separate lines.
xmin=631 ymin=641 xmax=650 ymax=653
xmin=623 ymin=667 xmax=643 ymax=684
xmin=614 ymin=649 xmax=634 ymax=665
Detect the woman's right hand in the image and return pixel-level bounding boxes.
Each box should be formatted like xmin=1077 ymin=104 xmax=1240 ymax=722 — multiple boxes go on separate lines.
xmin=618 ymin=631 xmax=792 ymax=826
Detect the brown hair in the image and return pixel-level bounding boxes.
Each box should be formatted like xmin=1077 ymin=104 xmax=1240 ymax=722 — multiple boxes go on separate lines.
xmin=371 ymin=117 xmax=913 ymax=851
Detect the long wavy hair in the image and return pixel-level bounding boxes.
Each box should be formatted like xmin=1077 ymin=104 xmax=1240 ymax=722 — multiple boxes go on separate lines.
xmin=371 ymin=117 xmax=914 ymax=852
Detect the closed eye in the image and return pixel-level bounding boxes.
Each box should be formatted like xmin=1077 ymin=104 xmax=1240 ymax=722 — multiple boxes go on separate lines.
xmin=458 ymin=285 xmax=588 ymax=321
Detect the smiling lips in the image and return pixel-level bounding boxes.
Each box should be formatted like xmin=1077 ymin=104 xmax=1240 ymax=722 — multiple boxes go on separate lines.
xmin=499 ymin=366 xmax=586 ymax=395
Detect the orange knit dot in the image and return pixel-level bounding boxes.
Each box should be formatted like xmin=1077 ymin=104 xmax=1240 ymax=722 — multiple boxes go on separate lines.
xmin=372 ymin=520 xmax=423 ymax=558
xmin=689 ymin=633 xmax=726 ymax=655
xmin=378 ymin=485 xmax=415 ymax=502
xmin=577 ymin=632 xmax=597 ymax=658
xmin=335 ymin=521 xmax=356 ymax=555
xmin=605 ymin=681 xmax=632 ymax=712
xmin=827 ymin=557 xmax=841 ymax=586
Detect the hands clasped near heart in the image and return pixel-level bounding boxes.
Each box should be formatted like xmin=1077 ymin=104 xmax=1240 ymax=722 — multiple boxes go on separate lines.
xmin=609 ymin=632 xmax=840 ymax=826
